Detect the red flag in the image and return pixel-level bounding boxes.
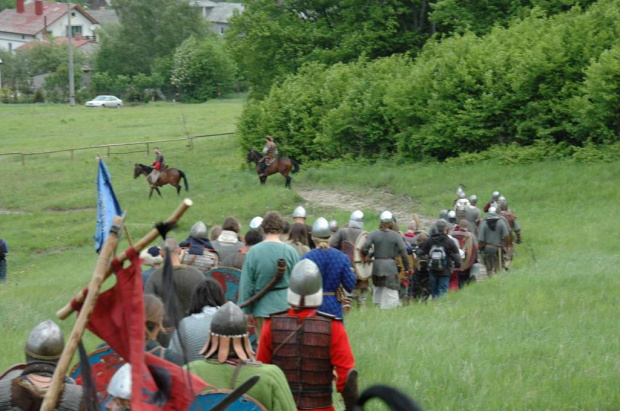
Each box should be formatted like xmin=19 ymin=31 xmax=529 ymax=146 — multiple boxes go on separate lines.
xmin=75 ymin=249 xmax=207 ymax=410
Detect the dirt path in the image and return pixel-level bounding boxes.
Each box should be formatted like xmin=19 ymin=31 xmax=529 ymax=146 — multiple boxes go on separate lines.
xmin=296 ymin=187 xmax=434 ymax=231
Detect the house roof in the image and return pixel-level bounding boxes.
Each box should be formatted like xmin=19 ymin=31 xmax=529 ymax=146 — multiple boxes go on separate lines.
xmin=14 ymin=36 xmax=94 ymax=51
xmin=207 ymin=3 xmax=243 ymax=24
xmin=0 ymin=2 xmax=99 ymax=36
xmin=88 ymin=8 xmax=119 ymax=25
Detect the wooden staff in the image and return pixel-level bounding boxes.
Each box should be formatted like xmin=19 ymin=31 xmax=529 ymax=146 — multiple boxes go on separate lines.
xmin=56 ymin=198 xmax=193 ymax=320
xmin=41 ymin=215 xmax=124 ymax=411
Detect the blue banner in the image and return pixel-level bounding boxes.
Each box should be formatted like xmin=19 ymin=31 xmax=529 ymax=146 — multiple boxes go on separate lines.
xmin=94 ymin=159 xmax=123 ymax=253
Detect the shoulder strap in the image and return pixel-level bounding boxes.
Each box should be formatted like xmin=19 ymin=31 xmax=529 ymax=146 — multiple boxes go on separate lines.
xmin=229 ymin=360 xmax=249 ymax=390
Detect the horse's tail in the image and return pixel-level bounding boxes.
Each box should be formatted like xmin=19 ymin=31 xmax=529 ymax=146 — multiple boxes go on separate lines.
xmin=291 ymin=159 xmax=300 ymax=174
xmin=179 ymin=170 xmax=189 ymax=191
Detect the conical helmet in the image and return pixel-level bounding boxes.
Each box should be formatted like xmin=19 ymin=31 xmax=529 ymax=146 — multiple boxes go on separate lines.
xmin=108 ymin=364 xmax=132 ymax=400
xmin=438 ymin=210 xmax=449 ymax=221
xmin=200 ymin=302 xmax=254 ymax=363
xmin=447 ymin=210 xmax=457 ymax=222
xmin=288 ymin=259 xmax=323 ymax=308
xmin=380 ymin=211 xmax=394 ymax=223
xmin=249 ymin=216 xmax=263 ymax=229
xmin=292 ymin=206 xmax=307 ymax=218
xmin=190 ymin=222 xmax=208 ymax=239
xmin=349 ymin=210 xmax=364 ymax=229
xmin=469 ymin=194 xmax=478 ymax=204
xmin=25 ymin=320 xmax=65 ymax=363
xmin=329 ymin=219 xmax=339 ymax=233
xmin=456 ymin=186 xmax=464 ymax=196
xmin=492 ymin=191 xmax=500 ymax=201
xmin=312 ymin=217 xmax=331 ymax=238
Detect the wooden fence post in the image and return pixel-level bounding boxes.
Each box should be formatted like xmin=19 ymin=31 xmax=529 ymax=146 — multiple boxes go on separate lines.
xmin=146 ymin=142 xmax=150 ymax=156
xmin=21 ymin=154 xmax=25 ymax=166
xmin=70 ymin=149 xmax=74 ymax=161
xmin=107 ymin=146 xmax=110 ymax=158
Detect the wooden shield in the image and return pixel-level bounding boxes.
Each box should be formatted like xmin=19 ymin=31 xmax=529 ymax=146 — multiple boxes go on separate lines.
xmin=450 ymin=231 xmax=477 ymax=271
xmin=70 ymin=346 xmax=126 ymax=410
xmin=353 ymin=231 xmax=373 ymax=280
xmin=397 ymin=254 xmax=416 ymax=281
xmin=189 ymin=388 xmax=267 ymax=411
xmin=205 ymin=266 xmax=242 ymax=303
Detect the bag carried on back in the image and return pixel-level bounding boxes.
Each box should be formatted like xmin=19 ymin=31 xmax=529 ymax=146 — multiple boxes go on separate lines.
xmin=428 ymin=242 xmax=447 ymax=271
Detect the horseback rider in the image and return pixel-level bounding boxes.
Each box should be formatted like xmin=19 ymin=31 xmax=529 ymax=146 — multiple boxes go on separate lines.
xmin=259 ymin=136 xmax=277 ymax=177
xmin=148 ymin=147 xmax=166 ymax=184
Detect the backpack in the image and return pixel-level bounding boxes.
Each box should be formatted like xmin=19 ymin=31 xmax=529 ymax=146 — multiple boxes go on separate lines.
xmin=428 ymin=242 xmax=447 ymax=271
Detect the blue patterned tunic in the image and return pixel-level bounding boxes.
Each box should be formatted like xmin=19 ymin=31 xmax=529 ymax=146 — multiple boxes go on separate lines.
xmin=302 ymin=248 xmax=356 ymax=318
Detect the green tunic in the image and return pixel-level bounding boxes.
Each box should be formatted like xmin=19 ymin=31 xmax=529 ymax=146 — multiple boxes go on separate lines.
xmin=239 ymin=241 xmax=299 ymax=317
xmin=187 ymin=359 xmax=296 ymax=411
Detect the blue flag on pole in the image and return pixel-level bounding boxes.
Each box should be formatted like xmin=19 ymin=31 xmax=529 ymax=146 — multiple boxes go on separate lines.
xmin=95 ymin=159 xmax=123 ymax=253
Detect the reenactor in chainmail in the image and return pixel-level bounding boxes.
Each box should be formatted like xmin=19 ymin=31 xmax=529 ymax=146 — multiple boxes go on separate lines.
xmin=497 ymin=196 xmax=522 ymax=269
xmin=0 ymin=320 xmax=84 ymax=410
xmin=465 ymin=195 xmax=482 ymax=235
xmin=330 ymin=210 xmax=368 ymax=309
xmin=257 ymin=259 xmax=359 ymax=411
xmin=179 ymin=222 xmax=219 ymax=273
xmin=478 ymin=207 xmax=511 ymax=275
xmin=483 ymin=190 xmax=501 ymax=212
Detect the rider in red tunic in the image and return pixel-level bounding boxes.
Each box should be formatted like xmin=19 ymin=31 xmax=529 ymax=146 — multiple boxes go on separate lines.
xmin=256 ymin=259 xmax=358 ymax=411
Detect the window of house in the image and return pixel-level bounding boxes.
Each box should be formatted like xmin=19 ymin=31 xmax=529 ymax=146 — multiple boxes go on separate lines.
xmin=8 ymin=43 xmax=12 ymax=52
xmin=66 ymin=26 xmax=83 ymax=36
xmin=220 ymin=26 xmax=225 ymax=34
xmin=21 ymin=35 xmax=25 ymax=39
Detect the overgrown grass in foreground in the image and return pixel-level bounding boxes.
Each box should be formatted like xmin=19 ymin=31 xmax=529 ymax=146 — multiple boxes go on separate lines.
xmin=1 ymin=103 xmax=619 ymax=410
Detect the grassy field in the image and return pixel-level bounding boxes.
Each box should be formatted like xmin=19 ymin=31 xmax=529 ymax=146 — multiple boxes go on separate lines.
xmin=1 ymin=101 xmax=619 ymax=410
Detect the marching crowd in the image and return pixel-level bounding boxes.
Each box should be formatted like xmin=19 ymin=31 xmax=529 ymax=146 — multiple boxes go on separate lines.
xmin=0 ymin=187 xmax=520 ymax=410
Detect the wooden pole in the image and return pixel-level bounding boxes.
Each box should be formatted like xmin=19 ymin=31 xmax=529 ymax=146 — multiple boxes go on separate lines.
xmin=56 ymin=198 xmax=193 ymax=320
xmin=21 ymin=154 xmax=24 ymax=166
xmin=146 ymin=142 xmax=150 ymax=156
xmin=41 ymin=215 xmax=124 ymax=411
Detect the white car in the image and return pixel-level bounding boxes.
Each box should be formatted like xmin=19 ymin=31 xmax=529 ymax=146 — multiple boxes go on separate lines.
xmin=85 ymin=95 xmax=123 ymax=108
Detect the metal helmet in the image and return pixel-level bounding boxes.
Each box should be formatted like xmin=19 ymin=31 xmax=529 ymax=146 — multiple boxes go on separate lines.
xmin=329 ymin=219 xmax=339 ymax=233
xmin=190 ymin=221 xmax=208 ymax=239
xmin=439 ymin=209 xmax=449 ymax=221
xmin=456 ymin=186 xmax=464 ymax=196
xmin=108 ymin=364 xmax=131 ymax=400
xmin=349 ymin=210 xmax=364 ymax=229
xmin=447 ymin=210 xmax=457 ymax=222
xmin=200 ymin=302 xmax=254 ymax=363
xmin=312 ymin=217 xmax=331 ymax=238
xmin=498 ymin=196 xmax=508 ymax=211
xmin=458 ymin=192 xmax=466 ymax=199
xmin=249 ymin=216 xmax=263 ymax=230
xmin=488 ymin=206 xmax=497 ymax=215
xmin=379 ymin=211 xmax=394 ymax=223
xmin=25 ymin=320 xmax=65 ymax=363
xmin=292 ymin=206 xmax=307 ymax=218
xmin=469 ymin=194 xmax=478 ymax=204
xmin=492 ymin=191 xmax=500 ymax=201
xmin=288 ymin=259 xmax=323 ymax=308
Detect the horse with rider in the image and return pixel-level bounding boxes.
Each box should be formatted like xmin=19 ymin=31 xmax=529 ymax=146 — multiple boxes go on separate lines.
xmin=247 ymin=136 xmax=300 ymax=188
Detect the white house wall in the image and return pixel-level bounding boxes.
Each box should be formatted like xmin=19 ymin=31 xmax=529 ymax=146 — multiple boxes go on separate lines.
xmin=46 ymin=12 xmax=97 ymax=38
xmin=0 ymin=31 xmax=36 ymax=52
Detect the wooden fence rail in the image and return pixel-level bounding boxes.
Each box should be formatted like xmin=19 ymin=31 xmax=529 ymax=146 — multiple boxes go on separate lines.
xmin=0 ymin=132 xmax=235 ymax=165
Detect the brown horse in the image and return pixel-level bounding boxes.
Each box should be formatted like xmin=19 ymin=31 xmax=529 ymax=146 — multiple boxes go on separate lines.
xmin=246 ymin=149 xmax=300 ymax=189
xmin=133 ymin=163 xmax=189 ymax=198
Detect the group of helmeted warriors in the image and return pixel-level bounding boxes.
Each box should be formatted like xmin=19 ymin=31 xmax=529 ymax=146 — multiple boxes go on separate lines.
xmin=1 ymin=207 xmax=429 ymax=411
xmin=0 ymin=188 xmax=521 ymax=410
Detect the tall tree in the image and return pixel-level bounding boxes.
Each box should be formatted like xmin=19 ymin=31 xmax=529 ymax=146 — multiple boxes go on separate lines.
xmin=226 ymin=0 xmax=435 ymax=98
xmin=96 ymin=0 xmax=208 ymax=76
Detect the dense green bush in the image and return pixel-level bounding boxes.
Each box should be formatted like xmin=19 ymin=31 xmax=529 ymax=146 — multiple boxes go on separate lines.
xmin=238 ymin=0 xmax=620 ymax=162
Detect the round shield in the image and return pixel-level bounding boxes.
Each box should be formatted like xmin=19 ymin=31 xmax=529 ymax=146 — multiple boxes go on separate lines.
xmin=353 ymin=231 xmax=373 ymax=280
xmin=205 ymin=267 xmax=242 ymax=303
xmin=0 ymin=364 xmax=26 ymax=382
xmin=70 ymin=345 xmax=126 ymax=410
xmin=449 ymin=231 xmax=477 ymax=271
xmin=189 ymin=388 xmax=267 ymax=411
xmin=397 ymin=254 xmax=415 ymax=282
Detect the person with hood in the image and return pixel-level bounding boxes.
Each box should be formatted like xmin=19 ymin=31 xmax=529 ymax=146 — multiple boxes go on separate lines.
xmin=211 ymin=216 xmax=245 ymax=263
xmin=478 ymin=207 xmax=511 ymax=275
xmin=179 ymin=222 xmax=219 ymax=273
xmin=419 ymin=220 xmax=461 ymax=299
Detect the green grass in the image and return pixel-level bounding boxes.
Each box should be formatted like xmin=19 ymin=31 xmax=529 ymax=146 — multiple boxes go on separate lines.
xmin=1 ymin=102 xmax=619 ymax=410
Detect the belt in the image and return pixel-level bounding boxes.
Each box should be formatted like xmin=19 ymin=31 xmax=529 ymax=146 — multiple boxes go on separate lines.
xmin=323 ymin=292 xmax=336 ymax=296
xmin=375 ymin=257 xmax=395 ymax=260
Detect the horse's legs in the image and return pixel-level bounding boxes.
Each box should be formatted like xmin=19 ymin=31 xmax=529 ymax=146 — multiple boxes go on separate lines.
xmin=260 ymin=176 xmax=266 ymax=185
xmin=149 ymin=186 xmax=154 ymax=199
xmin=175 ymin=184 xmax=181 ymax=195
xmin=156 ymin=187 xmax=162 ymax=197
xmin=285 ymin=175 xmax=292 ymax=189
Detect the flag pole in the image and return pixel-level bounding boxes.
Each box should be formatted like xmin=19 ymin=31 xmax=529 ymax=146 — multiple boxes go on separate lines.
xmin=56 ymin=198 xmax=193 ymax=320
xmin=41 ymin=215 xmax=124 ymax=411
